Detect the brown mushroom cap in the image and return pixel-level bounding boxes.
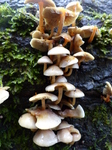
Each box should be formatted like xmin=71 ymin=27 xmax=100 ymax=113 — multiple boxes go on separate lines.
xmin=33 ymin=129 xmax=58 ymax=147
xmin=0 ymin=89 xmax=9 ymax=104
xmin=66 ymin=1 xmax=83 ymax=13
xmin=18 ymin=113 xmax=37 ymax=129
xmin=32 ymin=30 xmax=49 ymax=39
xmin=58 ymin=104 xmax=85 ymax=118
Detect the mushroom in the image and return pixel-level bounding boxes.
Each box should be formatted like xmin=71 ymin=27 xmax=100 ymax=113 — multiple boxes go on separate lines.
xmin=55 ymin=76 xmax=67 ymax=83
xmin=26 ymin=107 xmax=61 ymax=129
xmin=33 ymin=129 xmax=58 ymax=147
xmin=47 ymin=45 xmax=70 ymax=65
xmin=66 ymin=1 xmax=83 ymax=26
xmin=24 ymin=0 xmax=56 ymax=33
xmin=64 ymin=88 xmax=85 ymax=106
xmin=72 ymin=34 xmax=84 ymax=53
xmin=44 ymin=65 xmax=63 ymax=84
xmin=37 ymin=56 xmax=53 ymax=72
xmin=73 ymin=51 xmax=94 ymax=66
xmin=55 ymin=121 xmax=73 ymax=130
xmin=101 ymin=81 xmax=112 ymax=102
xmin=45 ymin=82 xmax=76 ymax=104
xmin=52 ymin=33 xmax=72 ymax=47
xmin=59 ymin=55 xmax=78 ymax=75
xmin=32 ymin=30 xmax=49 ymax=39
xmin=30 ymin=38 xmax=53 ymax=52
xmin=109 ymin=28 xmax=112 ymax=34
xmin=58 ymin=104 xmax=85 ymax=118
xmin=29 ymin=92 xmax=58 ymax=109
xmin=0 ymin=87 xmax=9 ymax=104
xmin=18 ymin=113 xmax=37 ymax=130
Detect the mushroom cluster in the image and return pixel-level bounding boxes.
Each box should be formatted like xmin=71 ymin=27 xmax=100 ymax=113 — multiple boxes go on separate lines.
xmin=18 ymin=0 xmax=98 ymax=147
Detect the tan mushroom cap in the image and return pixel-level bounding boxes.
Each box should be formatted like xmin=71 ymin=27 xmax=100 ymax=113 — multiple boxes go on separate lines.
xmin=55 ymin=121 xmax=73 ymax=130
xmin=32 ymin=30 xmax=49 ymax=39
xmin=73 ymin=51 xmax=94 ymax=65
xmin=37 ymin=56 xmax=53 ymax=72
xmin=58 ymin=104 xmax=85 ymax=118
xmin=109 ymin=28 xmax=112 ymax=34
xmin=29 ymin=93 xmax=58 ymax=109
xmin=44 ymin=65 xmax=63 ymax=83
xmin=0 ymin=89 xmax=9 ymax=104
xmin=35 ymin=109 xmax=61 ymax=129
xmin=18 ymin=113 xmax=37 ymax=129
xmin=66 ymin=1 xmax=83 ymax=13
xmin=55 ymin=76 xmax=67 ymax=83
xmin=57 ymin=128 xmax=73 ymax=144
xmin=59 ymin=55 xmax=78 ymax=68
xmin=103 ymin=81 xmax=112 ymax=95
xmin=33 ymin=129 xmax=58 ymax=147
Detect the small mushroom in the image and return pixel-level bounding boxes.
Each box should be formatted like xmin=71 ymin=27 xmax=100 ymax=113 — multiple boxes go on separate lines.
xmin=24 ymin=0 xmax=56 ymax=33
xmin=55 ymin=121 xmax=73 ymax=130
xmin=32 ymin=30 xmax=49 ymax=39
xmin=30 ymin=38 xmax=53 ymax=52
xmin=45 ymin=82 xmax=76 ymax=104
xmin=0 ymin=88 xmax=9 ymax=104
xmin=64 ymin=89 xmax=85 ymax=106
xmin=29 ymin=92 xmax=58 ymax=109
xmin=44 ymin=65 xmax=63 ymax=84
xmin=26 ymin=108 xmax=61 ymax=129
xmin=55 ymin=76 xmax=67 ymax=83
xmin=48 ymin=45 xmax=70 ymax=65
xmin=18 ymin=113 xmax=37 ymax=130
xmin=73 ymin=51 xmax=94 ymax=66
xmin=33 ymin=129 xmax=58 ymax=147
xmin=58 ymin=104 xmax=85 ymax=118
xmin=37 ymin=56 xmax=53 ymax=72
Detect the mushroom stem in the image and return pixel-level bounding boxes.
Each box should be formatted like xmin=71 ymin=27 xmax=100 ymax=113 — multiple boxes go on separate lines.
xmin=72 ymin=98 xmax=76 ymax=106
xmin=64 ymin=68 xmax=73 ymax=76
xmin=60 ymin=100 xmax=74 ymax=109
xmin=55 ymin=87 xmax=63 ymax=104
xmin=41 ymin=98 xmax=46 ymax=109
xmin=48 ymin=27 xmax=55 ymax=39
xmin=57 ymin=12 xmax=65 ymax=35
xmin=56 ymin=55 xmax=61 ymax=65
xmin=63 ymin=40 xmax=68 ymax=47
xmin=39 ymin=1 xmax=44 ymax=33
xmin=88 ymin=26 xmax=97 ymax=43
xmin=64 ymin=67 xmax=69 ymax=73
xmin=43 ymin=64 xmax=47 ymax=72
xmin=51 ymin=76 xmax=56 ymax=84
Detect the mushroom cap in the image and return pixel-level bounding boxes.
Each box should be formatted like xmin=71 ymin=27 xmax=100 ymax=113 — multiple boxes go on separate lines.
xmin=37 ymin=56 xmax=53 ymax=64
xmin=32 ymin=30 xmax=49 ymax=39
xmin=74 ymin=34 xmax=84 ymax=46
xmin=64 ymin=89 xmax=85 ymax=98
xmin=30 ymin=38 xmax=48 ymax=52
xmin=109 ymin=28 xmax=112 ymax=34
xmin=57 ymin=128 xmax=73 ymax=144
xmin=33 ymin=129 xmax=58 ymax=147
xmin=24 ymin=0 xmax=56 ymax=8
xmin=59 ymin=56 xmax=78 ymax=68
xmin=0 ymin=89 xmax=9 ymax=104
xmin=47 ymin=104 xmax=61 ymax=110
xmin=103 ymin=81 xmax=112 ymax=95
xmin=66 ymin=1 xmax=83 ymax=13
xmin=18 ymin=113 xmax=37 ymax=129
xmin=45 ymin=82 xmax=76 ymax=92
xmin=35 ymin=109 xmax=61 ymax=129
xmin=68 ymin=63 xmax=79 ymax=69
xmin=29 ymin=93 xmax=58 ymax=103
xmin=58 ymin=104 xmax=85 ymax=118
xmin=44 ymin=65 xmax=63 ymax=76
xmin=55 ymin=121 xmax=73 ymax=130
xmin=55 ymin=76 xmax=67 ymax=83
xmin=52 ymin=33 xmax=72 ymax=42
xmin=48 ymin=45 xmax=70 ymax=56
xmin=73 ymin=51 xmax=94 ymax=62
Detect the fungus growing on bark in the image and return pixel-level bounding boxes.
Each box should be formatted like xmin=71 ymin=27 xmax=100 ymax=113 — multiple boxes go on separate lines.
xmin=64 ymin=89 xmax=85 ymax=106
xmin=58 ymin=104 xmax=85 ymax=118
xmin=44 ymin=65 xmax=63 ymax=84
xmin=45 ymin=82 xmax=76 ymax=104
xmin=37 ymin=56 xmax=53 ymax=72
xmin=0 ymin=86 xmax=10 ymax=104
xmin=33 ymin=129 xmax=58 ymax=147
xmin=48 ymin=45 xmax=70 ymax=65
xmin=24 ymin=0 xmax=56 ymax=33
xmin=18 ymin=113 xmax=37 ymax=130
xmin=29 ymin=92 xmax=58 ymax=109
